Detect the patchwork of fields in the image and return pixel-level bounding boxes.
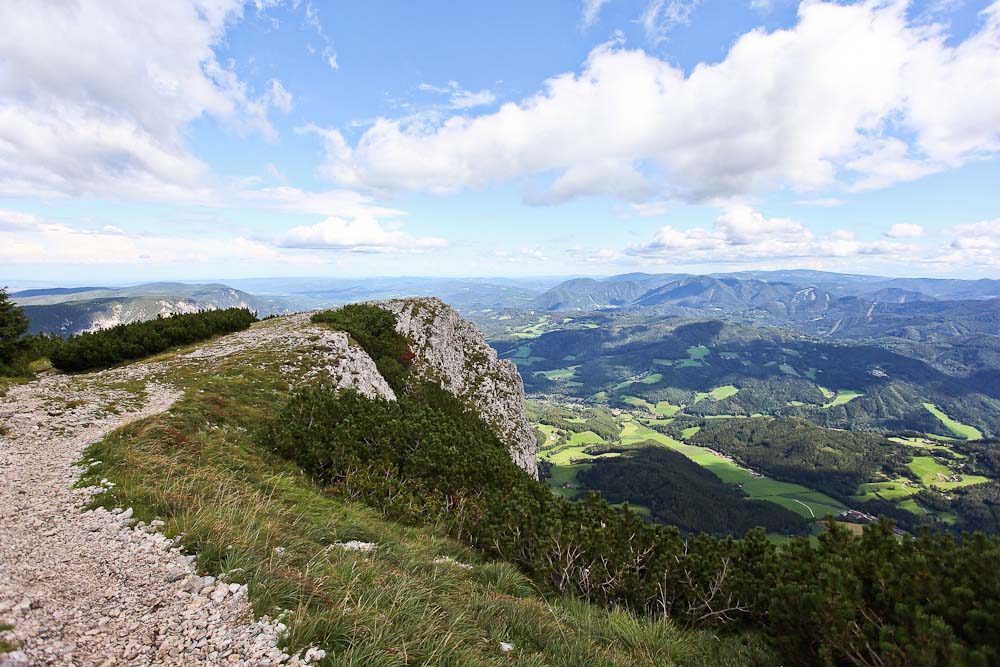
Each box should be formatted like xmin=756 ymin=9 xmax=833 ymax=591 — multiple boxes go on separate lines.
xmin=535 ymin=399 xmax=993 ymax=538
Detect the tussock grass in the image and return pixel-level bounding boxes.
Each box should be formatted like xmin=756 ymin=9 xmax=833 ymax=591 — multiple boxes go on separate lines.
xmin=77 ymin=336 xmax=774 ymax=666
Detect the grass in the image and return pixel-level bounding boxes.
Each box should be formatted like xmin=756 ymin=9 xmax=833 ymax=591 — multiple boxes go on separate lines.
xmin=509 ymin=316 xmax=551 ymax=339
xmin=907 ymin=456 xmax=989 ymax=491
xmin=897 ymin=499 xmax=928 ymax=515
xmin=614 ymin=373 xmax=662 ymax=390
xmin=569 ymin=431 xmax=605 ymax=445
xmin=854 ymin=479 xmax=921 ymax=502
xmin=0 ymin=623 xmax=17 ymax=654
xmin=536 ymin=424 xmax=561 ymax=447
xmin=75 ymin=332 xmax=772 ymax=667
xmin=822 ymin=389 xmax=863 ymax=408
xmin=0 ymin=375 xmax=29 ymax=397
xmin=619 ymin=422 xmax=844 ymax=520
xmin=621 ymin=395 xmax=655 ymax=412
xmin=545 ymin=463 xmax=594 ymax=499
xmin=680 ymin=426 xmax=701 ymax=439
xmin=535 ymin=365 xmax=580 ymax=381
xmin=540 ymin=432 xmax=618 ymax=466
xmin=922 ymin=403 xmax=983 ymax=440
xmin=687 ymin=345 xmax=709 ymax=360
xmin=693 ymin=385 xmax=739 ymax=403
xmin=654 ymin=401 xmax=681 ymax=417
xmin=889 ymin=437 xmax=961 ymax=457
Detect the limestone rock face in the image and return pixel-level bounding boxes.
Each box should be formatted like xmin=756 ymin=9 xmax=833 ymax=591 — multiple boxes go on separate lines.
xmin=378 ymin=298 xmax=538 ymax=478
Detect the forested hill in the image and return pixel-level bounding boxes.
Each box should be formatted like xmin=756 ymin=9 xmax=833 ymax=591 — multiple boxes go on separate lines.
xmin=490 ymin=313 xmax=1000 ymax=438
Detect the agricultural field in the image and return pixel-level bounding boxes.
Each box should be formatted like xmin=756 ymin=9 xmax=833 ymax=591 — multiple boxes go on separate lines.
xmin=654 ymin=401 xmax=681 ymax=416
xmin=923 ymin=403 xmax=983 ymax=440
xmin=822 ymin=389 xmax=864 ymax=408
xmin=694 ymin=385 xmax=739 ymax=403
xmin=908 ymin=456 xmax=989 ymax=491
xmin=534 ymin=365 xmax=582 ymax=386
xmin=509 ymin=315 xmax=552 ymax=338
xmin=622 ymin=420 xmax=846 ymax=520
xmin=533 ymin=393 xmax=1000 ymax=538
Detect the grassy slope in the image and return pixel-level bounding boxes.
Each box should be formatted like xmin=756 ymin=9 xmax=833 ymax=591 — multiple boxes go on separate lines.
xmin=77 ymin=320 xmax=772 ymax=667
xmin=923 ymin=403 xmax=984 ymax=440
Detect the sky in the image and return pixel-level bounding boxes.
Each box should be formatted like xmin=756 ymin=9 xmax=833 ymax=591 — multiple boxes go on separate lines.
xmin=1 ymin=0 xmax=1000 ymax=283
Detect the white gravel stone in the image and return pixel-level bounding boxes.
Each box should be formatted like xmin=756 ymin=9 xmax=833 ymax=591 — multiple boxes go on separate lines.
xmin=0 ymin=334 xmax=327 ymax=666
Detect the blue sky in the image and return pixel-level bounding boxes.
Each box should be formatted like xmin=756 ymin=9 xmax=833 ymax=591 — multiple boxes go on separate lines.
xmin=1 ymin=0 xmax=999 ymax=283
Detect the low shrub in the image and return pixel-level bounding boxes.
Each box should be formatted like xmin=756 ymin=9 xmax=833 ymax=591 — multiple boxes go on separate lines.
xmin=51 ymin=307 xmax=256 ymax=372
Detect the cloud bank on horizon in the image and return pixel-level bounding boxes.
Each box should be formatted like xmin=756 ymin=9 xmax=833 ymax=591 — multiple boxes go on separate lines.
xmin=0 ymin=0 xmax=998 ymax=280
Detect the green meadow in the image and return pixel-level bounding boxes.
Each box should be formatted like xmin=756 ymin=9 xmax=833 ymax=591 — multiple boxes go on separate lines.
xmin=536 ymin=365 xmax=581 ymax=381
xmin=618 ymin=421 xmax=845 ymax=520
xmin=693 ymin=385 xmax=739 ymax=403
xmin=923 ymin=403 xmax=983 ymax=440
xmin=821 ymin=389 xmax=863 ymax=408
xmin=908 ymin=455 xmax=988 ymax=490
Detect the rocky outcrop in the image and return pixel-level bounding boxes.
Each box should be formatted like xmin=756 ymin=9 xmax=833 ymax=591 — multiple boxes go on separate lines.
xmin=378 ymin=298 xmax=538 ymax=477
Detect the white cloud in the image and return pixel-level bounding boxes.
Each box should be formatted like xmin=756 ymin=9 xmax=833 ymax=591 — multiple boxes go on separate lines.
xmin=450 ymin=89 xmax=497 ymax=109
xmin=886 ymin=223 xmax=926 ymax=238
xmin=947 ymin=218 xmax=1000 ymax=251
xmin=313 ymin=0 xmax=1000 ymax=205
xmin=267 ymin=79 xmax=294 ymax=112
xmin=629 ymin=200 xmax=672 ymax=217
xmin=304 ymin=1 xmax=339 ymax=71
xmin=0 ymin=208 xmax=444 ymax=267
xmin=263 ymin=162 xmax=287 ymax=183
xmin=0 ymin=214 xmax=283 ymax=266
xmin=0 ymin=0 xmax=292 ymax=200
xmin=581 ymin=0 xmax=613 ymax=27
xmin=794 ymin=198 xmax=844 ymax=207
xmin=714 ymin=206 xmax=808 ymax=245
xmin=418 ymin=81 xmax=496 ymax=109
xmin=274 ymin=215 xmax=447 ymax=252
xmin=236 ymin=186 xmax=406 ymax=218
xmin=641 ymin=0 xmax=701 ymax=44
xmin=626 ymin=207 xmax=911 ymax=262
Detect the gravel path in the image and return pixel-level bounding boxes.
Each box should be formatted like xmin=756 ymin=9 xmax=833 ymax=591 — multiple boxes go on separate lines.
xmin=0 ymin=348 xmax=325 ymax=665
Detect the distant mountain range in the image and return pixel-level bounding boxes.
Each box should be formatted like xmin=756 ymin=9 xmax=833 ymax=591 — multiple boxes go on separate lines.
xmin=526 ymin=271 xmax=1000 ymax=342
xmin=13 ymin=283 xmax=288 ymax=335
xmin=10 ymin=270 xmax=1000 ymax=340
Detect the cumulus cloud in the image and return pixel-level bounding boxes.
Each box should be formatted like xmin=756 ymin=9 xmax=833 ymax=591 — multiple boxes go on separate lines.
xmin=273 ymin=215 xmax=447 ymax=252
xmin=0 ymin=0 xmax=292 ymax=200
xmin=312 ymin=0 xmax=1000 ymax=205
xmin=0 ymin=212 xmax=283 ymax=266
xmin=886 ymin=223 xmax=926 ymax=238
xmin=0 ymin=208 xmax=444 ymax=267
xmin=947 ymin=218 xmax=1000 ymax=251
xmin=626 ymin=207 xmax=911 ymax=263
